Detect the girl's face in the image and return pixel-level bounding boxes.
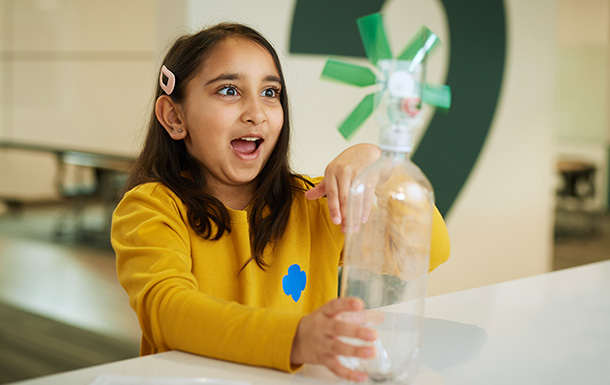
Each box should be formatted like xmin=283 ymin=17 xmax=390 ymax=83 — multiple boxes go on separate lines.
xmin=180 ymin=37 xmax=284 ymax=198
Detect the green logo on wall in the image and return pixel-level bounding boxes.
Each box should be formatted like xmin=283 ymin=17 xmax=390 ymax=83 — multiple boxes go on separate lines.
xmin=290 ymin=0 xmax=506 ymax=217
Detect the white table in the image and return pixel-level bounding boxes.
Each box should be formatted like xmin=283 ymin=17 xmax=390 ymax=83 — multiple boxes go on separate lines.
xmin=12 ymin=260 xmax=610 ymax=385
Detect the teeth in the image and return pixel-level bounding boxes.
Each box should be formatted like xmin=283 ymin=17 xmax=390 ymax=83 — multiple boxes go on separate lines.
xmin=240 ymin=137 xmax=260 ymax=141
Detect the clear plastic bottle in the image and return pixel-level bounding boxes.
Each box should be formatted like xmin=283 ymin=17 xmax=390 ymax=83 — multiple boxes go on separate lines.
xmin=339 ymin=59 xmax=433 ymax=383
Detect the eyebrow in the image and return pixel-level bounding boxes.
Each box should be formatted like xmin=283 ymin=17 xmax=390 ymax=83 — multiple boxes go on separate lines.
xmin=205 ymin=73 xmax=282 ymax=85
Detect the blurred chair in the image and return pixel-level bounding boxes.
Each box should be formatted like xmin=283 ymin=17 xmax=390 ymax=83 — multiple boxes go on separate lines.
xmin=52 ymin=150 xmax=132 ymax=245
xmin=555 ymin=160 xmax=598 ymax=237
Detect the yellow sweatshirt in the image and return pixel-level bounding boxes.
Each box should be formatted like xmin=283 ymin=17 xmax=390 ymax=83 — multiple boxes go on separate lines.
xmin=111 ymin=176 xmax=449 ymax=372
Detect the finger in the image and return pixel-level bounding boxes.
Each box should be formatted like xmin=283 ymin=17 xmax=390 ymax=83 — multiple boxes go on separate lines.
xmin=330 ymin=320 xmax=378 ymax=342
xmin=360 ymin=181 xmax=375 ymax=225
xmin=339 ymin=310 xmax=385 ymax=328
xmin=322 ymin=297 xmax=364 ymax=318
xmin=364 ymin=310 xmax=385 ymax=326
xmin=325 ymin=356 xmax=368 ymax=382
xmin=304 ymin=180 xmax=326 ymax=200
xmin=360 ymin=169 xmax=380 ymax=225
xmin=336 ymin=171 xmax=352 ymax=233
xmin=324 ymin=175 xmax=342 ymax=225
xmin=346 ymin=183 xmax=364 ymax=234
xmin=328 ymin=339 xmax=376 ymax=359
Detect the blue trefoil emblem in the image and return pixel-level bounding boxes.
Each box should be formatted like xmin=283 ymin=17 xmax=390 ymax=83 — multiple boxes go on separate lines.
xmin=282 ymin=264 xmax=307 ymax=302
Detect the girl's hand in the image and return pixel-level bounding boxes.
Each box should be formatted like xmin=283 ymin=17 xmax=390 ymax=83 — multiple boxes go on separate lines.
xmin=304 ymin=143 xmax=381 ymax=232
xmin=290 ymin=297 xmax=378 ymax=382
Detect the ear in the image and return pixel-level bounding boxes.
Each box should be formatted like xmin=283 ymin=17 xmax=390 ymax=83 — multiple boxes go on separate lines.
xmin=155 ymin=95 xmax=187 ymax=140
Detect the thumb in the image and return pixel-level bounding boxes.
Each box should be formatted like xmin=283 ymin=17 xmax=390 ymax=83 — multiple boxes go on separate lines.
xmin=304 ymin=180 xmax=326 ymax=200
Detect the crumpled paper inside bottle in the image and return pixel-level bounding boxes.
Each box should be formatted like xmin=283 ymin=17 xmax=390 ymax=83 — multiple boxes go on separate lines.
xmin=348 ymin=166 xmax=432 ymax=282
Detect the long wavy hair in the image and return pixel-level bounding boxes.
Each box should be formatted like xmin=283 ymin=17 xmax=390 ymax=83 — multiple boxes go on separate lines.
xmin=124 ymin=23 xmax=313 ymax=270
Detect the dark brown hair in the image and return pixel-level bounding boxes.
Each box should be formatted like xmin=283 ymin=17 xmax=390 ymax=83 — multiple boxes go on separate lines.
xmin=124 ymin=23 xmax=313 ymax=270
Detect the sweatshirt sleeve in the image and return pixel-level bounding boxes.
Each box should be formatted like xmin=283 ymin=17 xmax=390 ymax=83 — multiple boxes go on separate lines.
xmin=111 ymin=185 xmax=303 ymax=372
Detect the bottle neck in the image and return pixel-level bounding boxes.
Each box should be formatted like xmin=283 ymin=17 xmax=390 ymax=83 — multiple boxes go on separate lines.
xmin=379 ymin=123 xmax=414 ymax=155
xmin=381 ymin=149 xmax=411 ymax=163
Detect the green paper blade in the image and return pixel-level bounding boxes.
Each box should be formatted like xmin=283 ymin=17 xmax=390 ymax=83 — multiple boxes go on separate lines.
xmin=357 ymin=13 xmax=393 ymax=65
xmin=338 ymin=93 xmax=377 ymax=139
xmin=423 ymin=83 xmax=451 ymax=109
xmin=321 ymin=59 xmax=377 ymax=87
xmin=397 ymin=26 xmax=439 ymax=65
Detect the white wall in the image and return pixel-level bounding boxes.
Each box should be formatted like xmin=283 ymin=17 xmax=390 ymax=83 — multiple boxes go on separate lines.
xmin=0 ymin=0 xmax=159 ymax=201
xmin=428 ymin=0 xmax=557 ymax=294
xmin=2 ymin=0 xmax=156 ymax=153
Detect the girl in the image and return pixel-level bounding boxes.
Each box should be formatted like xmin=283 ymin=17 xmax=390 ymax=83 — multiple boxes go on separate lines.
xmin=111 ymin=23 xmax=450 ymax=382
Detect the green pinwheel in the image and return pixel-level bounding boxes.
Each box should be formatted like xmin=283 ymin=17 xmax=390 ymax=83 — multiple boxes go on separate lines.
xmin=321 ymin=13 xmax=451 ymax=140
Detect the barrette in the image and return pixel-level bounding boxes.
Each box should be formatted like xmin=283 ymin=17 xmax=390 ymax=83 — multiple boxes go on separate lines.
xmin=159 ymin=65 xmax=176 ymax=95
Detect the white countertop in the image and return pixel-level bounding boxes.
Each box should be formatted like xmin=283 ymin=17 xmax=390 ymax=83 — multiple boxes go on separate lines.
xmin=12 ymin=260 xmax=610 ymax=385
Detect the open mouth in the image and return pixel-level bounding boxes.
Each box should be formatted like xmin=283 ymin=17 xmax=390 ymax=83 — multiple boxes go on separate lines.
xmin=231 ymin=137 xmax=263 ymax=155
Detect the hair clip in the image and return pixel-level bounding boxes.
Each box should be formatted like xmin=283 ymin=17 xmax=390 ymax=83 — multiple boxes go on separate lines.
xmin=159 ymin=65 xmax=176 ymax=95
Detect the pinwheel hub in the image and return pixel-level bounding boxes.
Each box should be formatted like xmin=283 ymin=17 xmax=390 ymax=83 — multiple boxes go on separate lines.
xmin=376 ymin=59 xmax=423 ymax=120
xmin=387 ymin=69 xmax=415 ymax=98
xmin=381 ymin=60 xmax=422 ymax=118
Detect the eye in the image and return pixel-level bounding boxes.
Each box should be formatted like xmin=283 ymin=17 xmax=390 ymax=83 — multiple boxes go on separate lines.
xmin=218 ymin=85 xmax=238 ymax=96
xmin=261 ymin=87 xmax=280 ymax=98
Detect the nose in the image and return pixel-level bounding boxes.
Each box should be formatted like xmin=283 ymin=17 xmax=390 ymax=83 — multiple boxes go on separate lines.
xmin=241 ymin=95 xmax=267 ymax=126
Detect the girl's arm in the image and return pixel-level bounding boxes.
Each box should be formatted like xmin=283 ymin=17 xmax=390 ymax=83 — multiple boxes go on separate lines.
xmin=112 ymin=185 xmax=303 ymax=372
